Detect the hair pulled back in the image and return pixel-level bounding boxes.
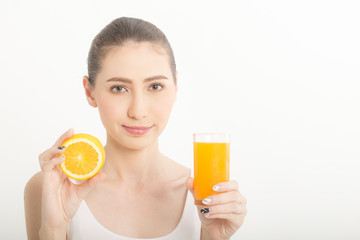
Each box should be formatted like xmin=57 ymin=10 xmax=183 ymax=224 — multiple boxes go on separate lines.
xmin=87 ymin=17 xmax=176 ymax=86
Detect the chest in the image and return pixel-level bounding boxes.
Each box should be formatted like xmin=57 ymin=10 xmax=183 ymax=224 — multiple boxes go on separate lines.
xmin=85 ymin=187 xmax=187 ymax=238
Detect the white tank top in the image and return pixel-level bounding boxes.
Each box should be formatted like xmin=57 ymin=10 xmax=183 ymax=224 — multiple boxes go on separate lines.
xmin=67 ymin=192 xmax=201 ymax=240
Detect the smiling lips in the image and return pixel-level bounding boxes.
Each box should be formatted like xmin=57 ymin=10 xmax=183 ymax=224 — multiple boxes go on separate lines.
xmin=122 ymin=125 xmax=153 ymax=136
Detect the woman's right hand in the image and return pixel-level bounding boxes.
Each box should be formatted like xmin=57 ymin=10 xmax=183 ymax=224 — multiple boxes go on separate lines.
xmin=38 ymin=129 xmax=105 ymax=237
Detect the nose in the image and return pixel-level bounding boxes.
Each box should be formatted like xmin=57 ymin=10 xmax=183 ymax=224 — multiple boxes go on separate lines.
xmin=127 ymin=93 xmax=148 ymax=120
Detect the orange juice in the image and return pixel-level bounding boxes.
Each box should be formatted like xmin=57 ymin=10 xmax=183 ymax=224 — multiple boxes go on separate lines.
xmin=193 ymin=138 xmax=230 ymax=205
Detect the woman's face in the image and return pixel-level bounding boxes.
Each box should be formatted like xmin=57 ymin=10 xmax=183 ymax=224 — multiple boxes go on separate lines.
xmin=85 ymin=41 xmax=177 ymax=150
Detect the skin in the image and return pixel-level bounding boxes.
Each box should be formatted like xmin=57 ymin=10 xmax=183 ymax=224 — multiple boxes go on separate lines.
xmin=24 ymin=41 xmax=247 ymax=240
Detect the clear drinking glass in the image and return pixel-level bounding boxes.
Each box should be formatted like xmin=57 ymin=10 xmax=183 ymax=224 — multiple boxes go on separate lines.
xmin=193 ymin=133 xmax=230 ymax=205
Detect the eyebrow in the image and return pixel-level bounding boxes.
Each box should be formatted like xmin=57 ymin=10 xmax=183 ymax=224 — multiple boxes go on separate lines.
xmin=106 ymin=75 xmax=168 ymax=84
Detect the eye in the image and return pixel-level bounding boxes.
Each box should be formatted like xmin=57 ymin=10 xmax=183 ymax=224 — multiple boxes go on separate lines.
xmin=111 ymin=85 xmax=127 ymax=93
xmin=149 ymin=83 xmax=164 ymax=91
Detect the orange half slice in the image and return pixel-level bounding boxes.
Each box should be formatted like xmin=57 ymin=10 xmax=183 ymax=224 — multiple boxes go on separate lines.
xmin=59 ymin=133 xmax=105 ymax=180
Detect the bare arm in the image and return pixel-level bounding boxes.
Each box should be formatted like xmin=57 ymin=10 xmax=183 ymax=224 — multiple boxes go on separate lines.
xmin=25 ymin=172 xmax=42 ymax=240
xmin=25 ymin=172 xmax=68 ymax=240
xmin=24 ymin=129 xmax=105 ymax=240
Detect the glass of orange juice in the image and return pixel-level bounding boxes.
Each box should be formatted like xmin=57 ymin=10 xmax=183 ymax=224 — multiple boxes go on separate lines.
xmin=193 ymin=133 xmax=230 ymax=205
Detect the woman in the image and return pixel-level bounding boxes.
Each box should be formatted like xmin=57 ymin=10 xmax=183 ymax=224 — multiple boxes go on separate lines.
xmin=24 ymin=17 xmax=247 ymax=240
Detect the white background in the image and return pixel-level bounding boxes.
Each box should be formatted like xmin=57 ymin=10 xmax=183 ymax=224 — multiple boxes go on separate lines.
xmin=1 ymin=0 xmax=359 ymax=239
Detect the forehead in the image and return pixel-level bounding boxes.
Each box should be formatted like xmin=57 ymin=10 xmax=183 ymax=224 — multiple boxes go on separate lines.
xmin=97 ymin=42 xmax=172 ymax=82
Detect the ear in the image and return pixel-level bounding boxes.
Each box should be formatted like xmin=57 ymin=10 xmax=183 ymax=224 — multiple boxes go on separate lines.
xmin=83 ymin=76 xmax=97 ymax=108
xmin=175 ymin=71 xmax=178 ymax=94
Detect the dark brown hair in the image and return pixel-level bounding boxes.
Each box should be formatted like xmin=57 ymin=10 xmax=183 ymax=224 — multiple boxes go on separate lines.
xmin=87 ymin=17 xmax=176 ymax=86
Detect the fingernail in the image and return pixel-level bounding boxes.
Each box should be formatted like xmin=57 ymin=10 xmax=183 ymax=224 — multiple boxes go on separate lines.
xmin=57 ymin=146 xmax=66 ymax=150
xmin=200 ymin=208 xmax=210 ymax=214
xmin=202 ymin=198 xmax=212 ymax=205
xmin=59 ymin=155 xmax=65 ymax=160
xmin=213 ymin=185 xmax=220 ymax=191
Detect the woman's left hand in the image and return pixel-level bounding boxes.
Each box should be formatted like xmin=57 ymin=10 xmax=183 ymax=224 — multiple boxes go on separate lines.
xmin=187 ymin=178 xmax=247 ymax=240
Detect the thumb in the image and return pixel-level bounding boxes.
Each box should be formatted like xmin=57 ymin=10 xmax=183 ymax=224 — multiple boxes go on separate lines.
xmin=186 ymin=177 xmax=195 ymax=197
xmin=76 ymin=172 xmax=106 ymax=200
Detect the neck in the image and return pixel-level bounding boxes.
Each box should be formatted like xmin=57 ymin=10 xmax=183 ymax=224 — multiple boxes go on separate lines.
xmin=102 ymin=135 xmax=164 ymax=186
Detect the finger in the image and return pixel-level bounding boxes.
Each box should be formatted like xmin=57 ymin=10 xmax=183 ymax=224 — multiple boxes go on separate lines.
xmin=202 ymin=203 xmax=247 ymax=217
xmin=41 ymin=156 xmax=65 ymax=172
xmin=204 ymin=210 xmax=247 ymax=223
xmin=186 ymin=177 xmax=195 ymax=197
xmin=39 ymin=146 xmax=66 ymax=164
xmin=52 ymin=128 xmax=75 ymax=148
xmin=213 ymin=180 xmax=239 ymax=192
xmin=202 ymin=191 xmax=246 ymax=206
xmin=76 ymin=172 xmax=106 ymax=200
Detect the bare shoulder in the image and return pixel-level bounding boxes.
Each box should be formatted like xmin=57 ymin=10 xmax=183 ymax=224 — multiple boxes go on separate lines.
xmin=24 ymin=171 xmax=43 ymax=199
xmin=166 ymin=156 xmax=191 ymax=178
xmin=24 ymin=171 xmax=43 ymax=240
xmin=162 ymin=155 xmax=191 ymax=190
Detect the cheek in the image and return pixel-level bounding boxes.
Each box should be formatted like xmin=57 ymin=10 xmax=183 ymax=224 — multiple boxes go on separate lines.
xmin=96 ymin=95 xmax=125 ymax=125
xmin=153 ymin=92 xmax=176 ymax=121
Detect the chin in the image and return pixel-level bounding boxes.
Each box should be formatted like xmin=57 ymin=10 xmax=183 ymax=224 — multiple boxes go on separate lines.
xmin=109 ymin=129 xmax=160 ymax=151
xmin=124 ymin=137 xmax=158 ymax=150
